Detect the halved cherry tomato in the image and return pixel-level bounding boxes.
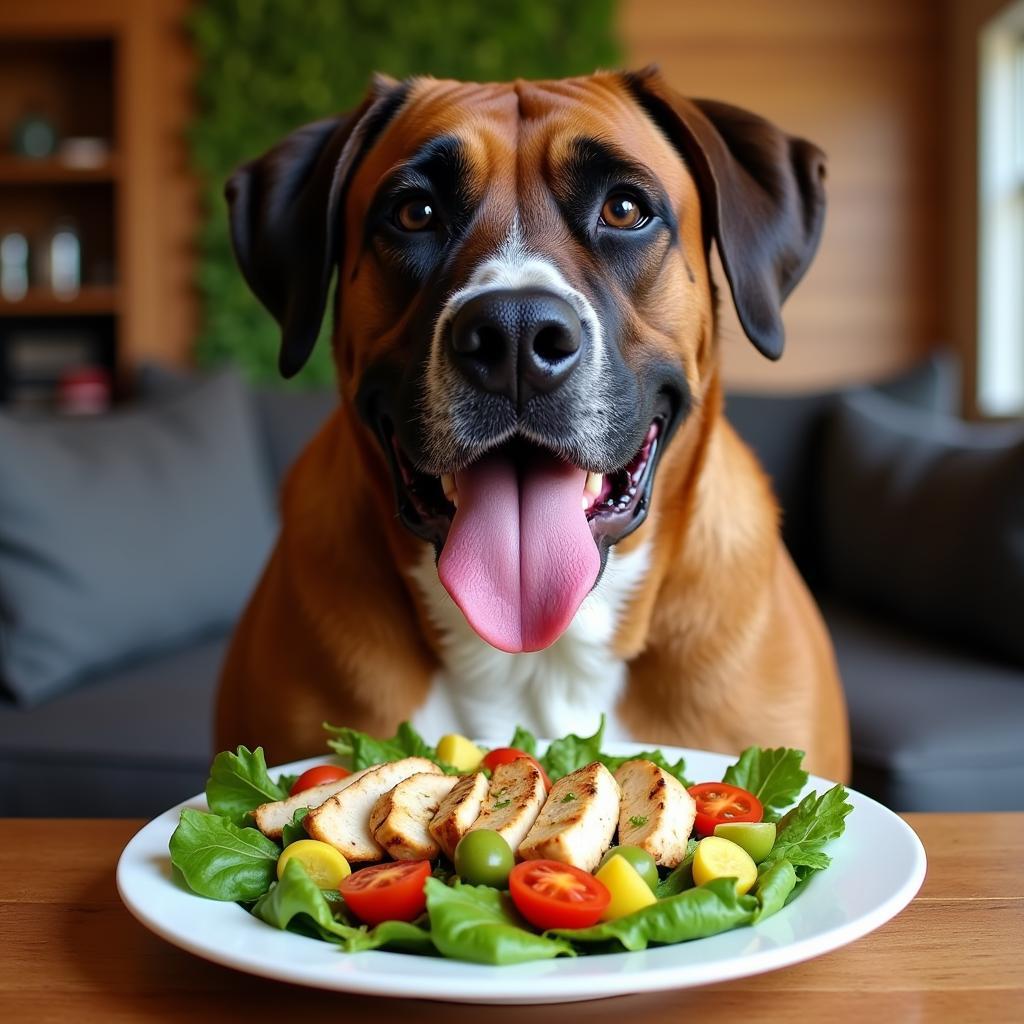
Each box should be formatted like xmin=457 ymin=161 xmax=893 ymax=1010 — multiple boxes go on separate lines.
xmin=289 ymin=764 xmax=351 ymax=796
xmin=482 ymin=747 xmax=553 ymax=792
xmin=687 ymin=782 xmax=763 ymax=837
xmin=339 ymin=860 xmax=431 ymax=925
xmin=508 ymin=860 xmax=610 ymax=930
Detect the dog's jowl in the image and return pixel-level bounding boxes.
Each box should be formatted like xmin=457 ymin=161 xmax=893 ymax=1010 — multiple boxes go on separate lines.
xmin=216 ymin=69 xmax=850 ymax=782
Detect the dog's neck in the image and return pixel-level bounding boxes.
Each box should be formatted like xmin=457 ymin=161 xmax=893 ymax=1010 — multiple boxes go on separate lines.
xmin=398 ymin=370 xmax=725 ymax=743
xmin=405 ymin=537 xmax=651 ymax=743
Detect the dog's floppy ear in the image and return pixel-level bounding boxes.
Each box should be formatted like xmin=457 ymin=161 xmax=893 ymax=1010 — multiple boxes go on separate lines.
xmin=225 ymin=76 xmax=408 ymax=378
xmin=623 ymin=67 xmax=826 ymax=360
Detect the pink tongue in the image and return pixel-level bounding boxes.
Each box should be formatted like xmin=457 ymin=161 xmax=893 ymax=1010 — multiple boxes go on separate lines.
xmin=438 ymin=451 xmax=600 ymax=653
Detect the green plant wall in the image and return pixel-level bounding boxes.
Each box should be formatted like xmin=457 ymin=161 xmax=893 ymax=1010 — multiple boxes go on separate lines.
xmin=189 ymin=0 xmax=621 ymax=386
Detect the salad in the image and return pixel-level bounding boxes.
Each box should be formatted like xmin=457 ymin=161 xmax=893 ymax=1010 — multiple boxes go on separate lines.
xmin=168 ymin=718 xmax=852 ymax=966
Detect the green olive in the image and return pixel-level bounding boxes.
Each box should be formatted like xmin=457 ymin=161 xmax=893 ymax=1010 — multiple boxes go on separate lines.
xmin=713 ymin=822 xmax=777 ymax=863
xmin=598 ymin=845 xmax=659 ymax=893
xmin=454 ymin=829 xmax=515 ymax=888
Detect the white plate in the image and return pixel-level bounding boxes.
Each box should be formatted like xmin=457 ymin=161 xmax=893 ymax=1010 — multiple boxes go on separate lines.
xmin=117 ymin=742 xmax=926 ymax=1004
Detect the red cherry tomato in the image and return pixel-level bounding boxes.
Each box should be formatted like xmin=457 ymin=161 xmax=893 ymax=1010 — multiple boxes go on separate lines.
xmin=509 ymin=860 xmax=610 ymax=930
xmin=339 ymin=860 xmax=431 ymax=925
xmin=687 ymin=782 xmax=764 ymax=837
xmin=289 ymin=764 xmax=350 ymax=796
xmin=482 ymin=747 xmax=552 ymax=792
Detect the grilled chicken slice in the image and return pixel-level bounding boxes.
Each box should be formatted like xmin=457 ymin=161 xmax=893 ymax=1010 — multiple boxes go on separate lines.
xmin=518 ymin=761 xmax=620 ymax=871
xmin=428 ymin=772 xmax=489 ymax=860
xmin=614 ymin=759 xmax=696 ymax=868
xmin=469 ymin=758 xmax=547 ymax=852
xmin=252 ymin=767 xmax=373 ymax=840
xmin=369 ymin=772 xmax=459 ymax=860
xmin=305 ymin=757 xmax=441 ymax=862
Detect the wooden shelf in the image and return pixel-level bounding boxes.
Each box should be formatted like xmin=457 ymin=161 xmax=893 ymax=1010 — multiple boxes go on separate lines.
xmin=0 ymin=153 xmax=119 ymax=183
xmin=0 ymin=286 xmax=119 ymax=317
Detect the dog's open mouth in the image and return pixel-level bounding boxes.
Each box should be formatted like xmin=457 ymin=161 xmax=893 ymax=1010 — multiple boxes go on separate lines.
xmin=382 ymin=418 xmax=664 ymax=655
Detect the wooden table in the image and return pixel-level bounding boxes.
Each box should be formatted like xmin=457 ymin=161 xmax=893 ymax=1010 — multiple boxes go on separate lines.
xmin=0 ymin=814 xmax=1021 ymax=1022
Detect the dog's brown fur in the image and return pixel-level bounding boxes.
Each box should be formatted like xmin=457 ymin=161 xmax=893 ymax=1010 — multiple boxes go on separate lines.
xmin=216 ymin=71 xmax=850 ymax=781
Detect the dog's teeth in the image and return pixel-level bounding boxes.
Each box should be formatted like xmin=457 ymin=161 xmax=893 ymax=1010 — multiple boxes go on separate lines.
xmin=441 ymin=473 xmax=458 ymax=505
xmin=585 ymin=471 xmax=603 ymax=496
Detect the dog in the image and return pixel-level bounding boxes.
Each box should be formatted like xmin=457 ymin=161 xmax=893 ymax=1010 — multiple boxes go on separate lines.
xmin=215 ymin=68 xmax=850 ymax=782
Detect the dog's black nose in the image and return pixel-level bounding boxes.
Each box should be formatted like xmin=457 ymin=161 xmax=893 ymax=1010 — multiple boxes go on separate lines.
xmin=448 ymin=289 xmax=583 ymax=404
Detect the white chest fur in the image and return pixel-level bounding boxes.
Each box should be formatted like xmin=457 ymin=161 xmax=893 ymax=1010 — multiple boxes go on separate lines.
xmin=408 ymin=541 xmax=650 ymax=743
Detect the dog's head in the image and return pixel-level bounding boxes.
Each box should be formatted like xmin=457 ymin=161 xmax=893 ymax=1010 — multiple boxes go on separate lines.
xmin=227 ymin=69 xmax=826 ymax=654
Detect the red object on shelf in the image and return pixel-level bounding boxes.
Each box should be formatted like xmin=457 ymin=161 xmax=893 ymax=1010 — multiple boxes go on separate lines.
xmin=57 ymin=365 xmax=111 ymax=415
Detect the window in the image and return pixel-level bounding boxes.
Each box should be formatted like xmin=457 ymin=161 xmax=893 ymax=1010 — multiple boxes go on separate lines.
xmin=979 ymin=4 xmax=1024 ymax=416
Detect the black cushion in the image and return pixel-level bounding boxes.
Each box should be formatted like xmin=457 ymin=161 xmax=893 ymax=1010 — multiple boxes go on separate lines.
xmin=824 ymin=600 xmax=1024 ymax=811
xmin=725 ymin=352 xmax=960 ymax=583
xmin=822 ymin=390 xmax=1024 ymax=666
xmin=0 ymin=635 xmax=226 ymax=817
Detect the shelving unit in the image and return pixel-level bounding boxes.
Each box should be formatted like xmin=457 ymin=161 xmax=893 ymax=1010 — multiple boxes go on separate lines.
xmin=0 ymin=0 xmax=197 ymax=409
xmin=0 ymin=154 xmax=121 ymax=184
xmin=0 ymin=287 xmax=120 ymax=317
xmin=0 ymin=33 xmax=118 ymax=408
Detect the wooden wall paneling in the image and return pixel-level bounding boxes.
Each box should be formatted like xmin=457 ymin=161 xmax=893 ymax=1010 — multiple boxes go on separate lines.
xmin=620 ymin=0 xmax=946 ymax=392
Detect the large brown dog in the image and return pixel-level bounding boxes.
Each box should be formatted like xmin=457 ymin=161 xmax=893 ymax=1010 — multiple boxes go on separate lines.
xmin=216 ymin=69 xmax=850 ymax=782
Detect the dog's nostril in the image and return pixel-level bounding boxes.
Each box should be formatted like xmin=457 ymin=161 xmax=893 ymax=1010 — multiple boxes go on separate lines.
xmin=472 ymin=325 xmax=506 ymax=365
xmin=533 ymin=323 xmax=576 ymax=364
xmin=452 ymin=323 xmax=505 ymax=362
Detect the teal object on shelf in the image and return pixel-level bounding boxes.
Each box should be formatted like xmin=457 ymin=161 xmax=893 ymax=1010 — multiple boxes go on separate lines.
xmin=12 ymin=112 xmax=57 ymax=159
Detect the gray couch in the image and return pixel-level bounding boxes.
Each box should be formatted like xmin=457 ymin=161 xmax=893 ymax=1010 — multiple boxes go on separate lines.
xmin=1 ymin=358 xmax=1021 ymax=816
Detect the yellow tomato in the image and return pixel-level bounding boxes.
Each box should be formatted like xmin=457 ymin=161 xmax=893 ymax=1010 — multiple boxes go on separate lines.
xmin=692 ymin=836 xmax=758 ymax=895
xmin=437 ymin=733 xmax=485 ymax=772
xmin=594 ymin=851 xmax=658 ymax=920
xmin=277 ymin=840 xmax=351 ymax=889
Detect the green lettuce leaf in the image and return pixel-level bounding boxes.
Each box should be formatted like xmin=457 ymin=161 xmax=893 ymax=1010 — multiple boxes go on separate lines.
xmin=424 ymin=878 xmax=574 ymax=965
xmin=722 ymin=746 xmax=809 ymax=822
xmin=764 ymin=784 xmax=853 ymax=876
xmin=752 ymin=858 xmax=797 ymax=921
xmin=507 ymin=725 xmax=538 ymax=756
xmin=169 ymin=808 xmax=280 ymax=901
xmin=275 ymin=772 xmax=298 ymax=793
xmin=252 ymin=859 xmax=434 ymax=953
xmin=656 ymin=839 xmax=698 ymax=898
xmin=553 ymin=877 xmax=756 ymax=951
xmin=205 ymin=746 xmax=286 ymax=826
xmin=281 ymin=807 xmax=309 ymax=847
xmin=324 ymin=721 xmax=440 ymax=771
xmin=538 ymin=715 xmax=691 ymax=786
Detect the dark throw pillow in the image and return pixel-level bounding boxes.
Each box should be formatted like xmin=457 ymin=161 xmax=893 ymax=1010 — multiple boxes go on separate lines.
xmin=0 ymin=370 xmax=278 ymax=705
xmin=822 ymin=390 xmax=1024 ymax=666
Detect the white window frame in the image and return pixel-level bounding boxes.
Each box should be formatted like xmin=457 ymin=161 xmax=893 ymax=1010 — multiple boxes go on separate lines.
xmin=979 ymin=3 xmax=1024 ymax=417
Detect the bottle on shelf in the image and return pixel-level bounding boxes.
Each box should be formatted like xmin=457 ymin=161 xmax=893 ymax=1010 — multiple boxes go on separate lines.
xmin=0 ymin=231 xmax=29 ymax=301
xmin=47 ymin=218 xmax=81 ymax=300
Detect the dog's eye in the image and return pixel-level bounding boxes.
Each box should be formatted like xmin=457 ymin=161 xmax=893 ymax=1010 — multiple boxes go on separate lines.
xmin=600 ymin=194 xmax=648 ymax=230
xmin=395 ymin=197 xmax=437 ymax=232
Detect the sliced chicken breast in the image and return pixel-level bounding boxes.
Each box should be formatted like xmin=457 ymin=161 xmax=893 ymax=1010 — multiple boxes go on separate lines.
xmin=304 ymin=757 xmax=441 ymax=862
xmin=614 ymin=759 xmax=696 ymax=868
xmin=428 ymin=772 xmax=489 ymax=860
xmin=518 ymin=761 xmax=620 ymax=871
xmin=252 ymin=766 xmax=374 ymax=840
xmin=369 ymin=772 xmax=459 ymax=860
xmin=469 ymin=758 xmax=547 ymax=852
